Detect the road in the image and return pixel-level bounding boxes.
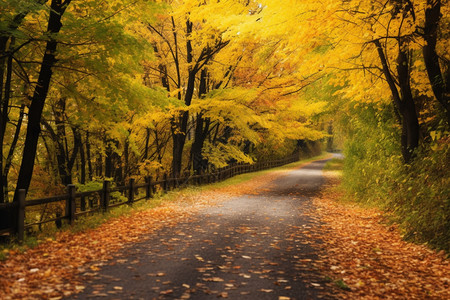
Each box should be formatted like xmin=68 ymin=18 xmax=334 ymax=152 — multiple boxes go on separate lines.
xmin=69 ymin=158 xmax=336 ymax=299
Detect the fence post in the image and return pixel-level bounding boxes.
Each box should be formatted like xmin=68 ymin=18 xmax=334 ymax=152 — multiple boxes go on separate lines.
xmin=102 ymin=181 xmax=110 ymax=212
xmin=67 ymin=184 xmax=76 ymax=225
xmin=145 ymin=176 xmax=153 ymax=199
xmin=128 ymin=178 xmax=135 ymax=205
xmin=17 ymin=189 xmax=26 ymax=242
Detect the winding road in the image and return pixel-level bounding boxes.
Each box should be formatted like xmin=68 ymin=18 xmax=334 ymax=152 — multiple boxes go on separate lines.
xmin=69 ymin=157 xmax=336 ymax=299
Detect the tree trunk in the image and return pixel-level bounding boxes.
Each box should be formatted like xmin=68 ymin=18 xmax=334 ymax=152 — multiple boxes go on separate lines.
xmin=3 ymin=105 xmax=25 ymax=202
xmin=397 ymin=44 xmax=420 ymax=163
xmin=0 ymin=37 xmax=15 ymax=203
xmin=13 ymin=0 xmax=71 ymax=204
xmin=374 ymin=38 xmax=420 ymax=163
xmin=191 ymin=114 xmax=211 ymax=174
xmin=0 ymin=1 xmax=46 ymax=204
xmin=54 ymin=98 xmax=71 ymax=185
xmin=69 ymin=126 xmax=81 ymax=180
xmin=171 ymin=111 xmax=189 ymax=177
xmin=96 ymin=153 xmax=103 ymax=177
xmin=423 ymin=0 xmax=449 ymax=125
xmin=0 ymin=40 xmax=14 ymax=203
xmin=105 ymin=141 xmax=113 ymax=178
xmin=80 ymin=137 xmax=86 ymax=184
xmin=143 ymin=128 xmax=150 ymax=160
xmin=191 ymin=69 xmax=210 ymax=174
xmin=86 ymin=131 xmax=93 ymax=181
xmin=170 ymin=20 xmax=195 ymax=178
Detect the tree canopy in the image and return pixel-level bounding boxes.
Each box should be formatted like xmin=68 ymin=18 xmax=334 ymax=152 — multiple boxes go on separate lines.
xmin=0 ymin=1 xmax=448 ymax=252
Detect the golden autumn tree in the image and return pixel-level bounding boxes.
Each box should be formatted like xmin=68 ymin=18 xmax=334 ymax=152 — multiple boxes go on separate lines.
xmin=144 ymin=0 xmax=262 ymax=176
xmin=319 ymin=0 xmax=449 ymax=162
xmin=0 ymin=0 xmax=161 ymax=204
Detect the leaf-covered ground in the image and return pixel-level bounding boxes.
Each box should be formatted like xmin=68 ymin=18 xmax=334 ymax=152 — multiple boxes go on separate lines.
xmin=0 ymin=158 xmax=449 ymax=299
xmin=313 ymin=172 xmax=450 ymax=299
xmin=0 ymin=162 xmax=308 ymax=299
xmin=66 ymin=159 xmax=334 ymax=299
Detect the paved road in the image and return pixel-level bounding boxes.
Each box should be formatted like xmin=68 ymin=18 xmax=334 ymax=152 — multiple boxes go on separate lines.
xmin=69 ymin=158 xmax=336 ymax=299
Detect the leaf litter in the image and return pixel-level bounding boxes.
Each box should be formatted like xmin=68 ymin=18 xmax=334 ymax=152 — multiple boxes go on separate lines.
xmin=0 ymin=163 xmax=303 ymax=299
xmin=2 ymin=159 xmax=445 ymax=299
xmin=312 ymin=173 xmax=450 ymax=299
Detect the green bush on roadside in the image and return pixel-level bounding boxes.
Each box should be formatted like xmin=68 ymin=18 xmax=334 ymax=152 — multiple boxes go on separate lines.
xmin=341 ymin=104 xmax=450 ymax=252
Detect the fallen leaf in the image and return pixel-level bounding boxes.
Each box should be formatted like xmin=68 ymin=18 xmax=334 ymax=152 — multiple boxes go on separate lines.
xmin=160 ymin=289 xmax=173 ymax=295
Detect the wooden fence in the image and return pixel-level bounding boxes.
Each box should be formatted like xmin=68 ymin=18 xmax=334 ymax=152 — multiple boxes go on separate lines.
xmin=0 ymin=153 xmax=300 ymax=242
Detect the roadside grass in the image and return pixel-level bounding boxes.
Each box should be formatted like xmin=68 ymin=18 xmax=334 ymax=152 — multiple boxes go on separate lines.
xmin=324 ymin=151 xmax=449 ymax=253
xmin=315 ymin=159 xmax=450 ymax=298
xmin=322 ymin=157 xmax=390 ymax=210
xmin=323 ymin=158 xmax=344 ymax=172
xmin=0 ymin=153 xmax=329 ymax=259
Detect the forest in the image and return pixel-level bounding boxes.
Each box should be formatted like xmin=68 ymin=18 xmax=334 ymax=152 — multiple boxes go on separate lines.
xmin=0 ymin=0 xmax=449 ymax=251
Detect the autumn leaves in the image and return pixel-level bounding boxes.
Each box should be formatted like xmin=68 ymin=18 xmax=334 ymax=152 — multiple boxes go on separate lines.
xmin=1 ymin=0 xmax=330 ymax=207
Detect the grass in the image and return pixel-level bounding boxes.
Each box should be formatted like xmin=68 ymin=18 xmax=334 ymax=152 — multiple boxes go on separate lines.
xmin=323 ymin=157 xmax=344 ymax=171
xmin=322 ymin=157 xmax=385 ymax=210
xmin=335 ymin=279 xmax=351 ymax=291
xmin=0 ymin=153 xmax=329 ymax=259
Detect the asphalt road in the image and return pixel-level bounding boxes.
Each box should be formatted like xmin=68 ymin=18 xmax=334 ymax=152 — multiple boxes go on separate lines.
xmin=69 ymin=158 xmax=336 ymax=300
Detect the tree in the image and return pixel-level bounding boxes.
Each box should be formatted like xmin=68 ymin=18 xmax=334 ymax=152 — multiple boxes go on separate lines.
xmin=145 ymin=0 xmax=256 ymax=176
xmin=422 ymin=0 xmax=449 ymax=124
xmin=321 ymin=0 xmax=449 ymax=162
xmin=0 ymin=0 xmax=47 ymax=202
xmin=13 ymin=0 xmax=72 ymax=203
xmin=0 ymin=0 xmax=160 ymax=205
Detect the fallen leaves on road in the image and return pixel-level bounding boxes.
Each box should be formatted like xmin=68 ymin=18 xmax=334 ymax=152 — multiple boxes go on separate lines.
xmin=0 ymin=205 xmax=194 ymax=299
xmin=6 ymin=158 xmax=445 ymax=299
xmin=313 ymin=173 xmax=450 ymax=299
xmin=0 ymin=162 xmax=303 ymax=299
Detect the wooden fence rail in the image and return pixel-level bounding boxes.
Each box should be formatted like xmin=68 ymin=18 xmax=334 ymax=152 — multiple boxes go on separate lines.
xmin=0 ymin=153 xmax=300 ymax=242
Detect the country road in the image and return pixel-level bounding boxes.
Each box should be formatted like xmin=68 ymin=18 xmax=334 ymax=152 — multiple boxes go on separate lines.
xmin=69 ymin=157 xmax=337 ymax=300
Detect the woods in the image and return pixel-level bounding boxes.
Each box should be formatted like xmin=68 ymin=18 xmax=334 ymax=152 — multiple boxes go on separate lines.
xmin=0 ymin=0 xmax=448 ymax=250
xmin=0 ymin=0 xmax=323 ymax=204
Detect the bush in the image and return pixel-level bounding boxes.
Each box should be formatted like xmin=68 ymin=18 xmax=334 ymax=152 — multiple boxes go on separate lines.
xmin=341 ymin=103 xmax=450 ymax=252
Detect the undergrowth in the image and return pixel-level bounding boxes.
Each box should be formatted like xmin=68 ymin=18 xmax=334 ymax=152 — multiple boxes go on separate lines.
xmin=341 ymin=104 xmax=450 ymax=252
